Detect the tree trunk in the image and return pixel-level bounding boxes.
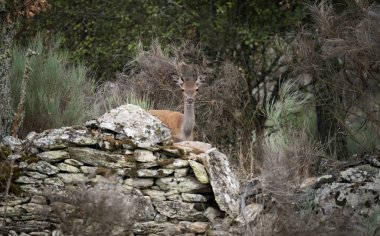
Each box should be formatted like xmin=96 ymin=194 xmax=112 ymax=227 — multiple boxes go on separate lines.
xmin=0 ymin=20 xmax=17 ymax=139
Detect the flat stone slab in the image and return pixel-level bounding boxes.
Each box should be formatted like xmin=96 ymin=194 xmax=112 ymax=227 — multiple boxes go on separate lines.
xmin=153 ymin=200 xmax=209 ymax=221
xmin=57 ymin=173 xmax=87 ymax=184
xmin=155 ymin=176 xmax=211 ymax=193
xmin=124 ymin=178 xmax=155 ymax=189
xmin=56 ymin=163 xmax=80 ymax=173
xmin=36 ymin=150 xmax=69 ymax=163
xmin=134 ymin=149 xmax=157 ymax=162
xmin=27 ymin=161 xmax=59 ymax=175
xmin=67 ymin=147 xmax=135 ymax=168
xmin=26 ymin=127 xmax=97 ymax=150
xmin=136 ymin=169 xmax=174 ymax=178
xmin=174 ymin=141 xmax=213 ymax=154
xmin=132 ymin=222 xmax=181 ymax=235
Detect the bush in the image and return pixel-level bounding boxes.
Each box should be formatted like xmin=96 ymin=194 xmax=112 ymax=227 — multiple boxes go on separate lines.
xmin=10 ymin=34 xmax=95 ymax=137
xmin=91 ymin=76 xmax=153 ymax=116
xmin=293 ymin=1 xmax=380 ymax=157
xmin=47 ymin=181 xmax=141 ymax=235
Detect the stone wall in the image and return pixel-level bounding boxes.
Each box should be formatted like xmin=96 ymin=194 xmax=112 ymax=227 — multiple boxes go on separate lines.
xmin=0 ymin=105 xmax=241 ymax=236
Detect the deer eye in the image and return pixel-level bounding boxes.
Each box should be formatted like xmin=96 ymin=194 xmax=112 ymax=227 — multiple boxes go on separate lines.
xmin=181 ymin=89 xmax=185 ymax=92
xmin=195 ymin=89 xmax=199 ymax=92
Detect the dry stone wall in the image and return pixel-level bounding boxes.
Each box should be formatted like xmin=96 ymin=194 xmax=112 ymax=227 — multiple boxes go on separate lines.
xmin=0 ymin=105 xmax=241 ymax=236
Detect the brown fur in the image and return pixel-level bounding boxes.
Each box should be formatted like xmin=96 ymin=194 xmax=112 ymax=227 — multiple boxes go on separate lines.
xmin=149 ymin=110 xmax=185 ymax=142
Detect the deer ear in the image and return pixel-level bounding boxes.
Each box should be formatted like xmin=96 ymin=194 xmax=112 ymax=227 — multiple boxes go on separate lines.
xmin=196 ymin=75 xmax=205 ymax=85
xmin=173 ymin=75 xmax=184 ymax=86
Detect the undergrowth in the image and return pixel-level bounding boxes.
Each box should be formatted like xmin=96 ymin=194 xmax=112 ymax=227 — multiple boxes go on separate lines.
xmin=10 ymin=34 xmax=95 ymax=138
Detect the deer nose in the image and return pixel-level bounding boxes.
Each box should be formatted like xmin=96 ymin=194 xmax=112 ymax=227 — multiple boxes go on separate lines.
xmin=187 ymin=98 xmax=194 ymax=104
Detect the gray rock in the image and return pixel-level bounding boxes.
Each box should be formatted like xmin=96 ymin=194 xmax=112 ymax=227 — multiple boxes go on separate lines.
xmin=64 ymin=158 xmax=84 ymax=166
xmin=79 ymin=166 xmax=97 ymax=174
xmin=56 ymin=163 xmax=80 ymax=173
xmin=27 ymin=161 xmax=59 ymax=175
xmin=174 ymin=168 xmax=190 ymax=177
xmin=36 ymin=150 xmax=69 ymax=163
xmin=134 ymin=149 xmax=157 ymax=162
xmin=19 ymin=185 xmax=43 ymax=195
xmin=0 ymin=205 xmax=24 ymax=216
xmin=164 ymin=159 xmax=189 ymax=169
xmin=2 ymin=197 xmax=31 ymax=207
xmin=166 ymin=193 xmax=182 ymax=201
xmin=236 ymin=203 xmax=264 ymax=226
xmin=2 ymin=135 xmax=23 ymax=152
xmin=137 ymin=161 xmax=159 ymax=169
xmin=124 ymin=178 xmax=155 ymax=189
xmin=115 ymin=133 xmax=128 ymax=140
xmin=364 ymin=155 xmax=380 ymax=167
xmin=57 ymin=173 xmax=87 ymax=184
xmin=153 ymin=200 xmax=208 ymax=221
xmin=339 ymin=167 xmax=369 ymax=183
xmin=155 ymin=176 xmax=211 ymax=193
xmin=181 ymin=193 xmax=211 ymax=203
xmin=14 ymin=176 xmax=43 ymax=184
xmin=189 ymin=160 xmax=209 ymax=184
xmin=154 ymin=214 xmax=168 ymax=222
xmin=174 ymin=141 xmax=212 ymax=154
xmin=67 ymin=147 xmax=135 ymax=168
xmin=314 ymin=170 xmax=380 ymax=217
xmin=8 ymin=154 xmax=22 ymax=161
xmin=204 ymin=207 xmax=223 ymax=223
xmin=124 ymin=149 xmax=134 ymax=155
xmin=199 ymin=148 xmax=240 ymax=217
xmin=132 ymin=221 xmax=181 ymax=235
xmin=2 ymin=220 xmax=52 ymax=233
xmin=44 ymin=177 xmax=64 ymax=187
xmin=30 ymin=232 xmax=50 ymax=236
xmin=26 ymin=127 xmax=97 ymax=150
xmin=96 ymin=104 xmax=171 ymax=148
xmin=25 ymin=171 xmax=48 ymax=179
xmin=179 ymin=221 xmax=210 ymax=233
xmin=141 ymin=189 xmax=166 ymax=201
xmin=136 ymin=169 xmax=174 ymax=178
xmin=129 ymin=193 xmax=157 ymax=221
xmin=22 ymin=203 xmax=50 ymax=214
xmin=30 ymin=196 xmax=47 ymax=205
xmin=8 ymin=230 xmax=18 ymax=236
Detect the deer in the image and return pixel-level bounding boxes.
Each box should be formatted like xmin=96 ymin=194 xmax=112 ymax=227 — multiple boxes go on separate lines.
xmin=149 ymin=73 xmax=204 ymax=142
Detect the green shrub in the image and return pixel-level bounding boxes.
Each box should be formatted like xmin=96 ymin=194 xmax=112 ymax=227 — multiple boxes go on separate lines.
xmin=10 ymin=34 xmax=95 ymax=137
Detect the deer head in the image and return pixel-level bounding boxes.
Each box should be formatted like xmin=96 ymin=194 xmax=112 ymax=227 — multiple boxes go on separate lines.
xmin=173 ymin=61 xmax=205 ymax=106
xmin=173 ymin=74 xmax=204 ymax=106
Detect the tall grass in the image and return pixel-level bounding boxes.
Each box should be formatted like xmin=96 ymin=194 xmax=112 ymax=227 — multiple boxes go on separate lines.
xmin=91 ymin=78 xmax=153 ymax=117
xmin=239 ymin=79 xmax=320 ymax=177
xmin=239 ymin=80 xmax=373 ymax=235
xmin=10 ymin=34 xmax=95 ymax=137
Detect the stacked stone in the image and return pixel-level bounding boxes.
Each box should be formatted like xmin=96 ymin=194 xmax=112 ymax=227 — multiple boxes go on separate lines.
xmin=1 ymin=129 xmax=217 ymax=235
xmin=1 ymin=105 xmax=241 ymax=236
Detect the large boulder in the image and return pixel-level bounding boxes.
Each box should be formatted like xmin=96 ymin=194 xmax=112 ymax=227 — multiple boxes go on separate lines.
xmin=199 ymin=148 xmax=241 ymax=218
xmin=95 ymin=104 xmax=171 ymax=149
xmin=314 ymin=162 xmax=380 ymax=218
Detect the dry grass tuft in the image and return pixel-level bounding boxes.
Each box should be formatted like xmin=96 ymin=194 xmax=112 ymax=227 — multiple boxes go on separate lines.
xmin=47 ymin=181 xmax=142 ymax=235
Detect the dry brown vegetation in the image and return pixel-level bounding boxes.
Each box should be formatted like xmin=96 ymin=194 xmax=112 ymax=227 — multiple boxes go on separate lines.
xmin=293 ymin=0 xmax=380 ymax=156
xmin=95 ymin=41 xmax=253 ymax=157
xmin=46 ymin=181 xmax=142 ymax=235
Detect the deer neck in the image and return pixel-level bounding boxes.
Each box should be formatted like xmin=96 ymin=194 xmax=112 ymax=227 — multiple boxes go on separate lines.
xmin=182 ymin=102 xmax=195 ymax=139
